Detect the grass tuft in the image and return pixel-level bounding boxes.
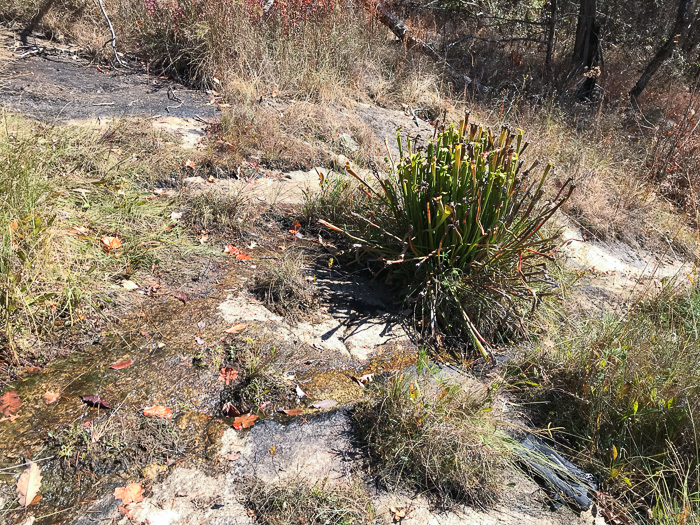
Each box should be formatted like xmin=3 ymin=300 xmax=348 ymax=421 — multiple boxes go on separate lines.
xmin=354 ymin=366 xmax=511 ymax=508
xmin=247 ymin=479 xmax=373 ymax=525
xmin=253 ymin=250 xmax=317 ymax=320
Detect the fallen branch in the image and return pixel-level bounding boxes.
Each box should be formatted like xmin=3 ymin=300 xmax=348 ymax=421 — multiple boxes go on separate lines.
xmin=374 ymin=3 xmax=487 ymax=92
xmin=95 ymin=0 xmax=126 ymax=67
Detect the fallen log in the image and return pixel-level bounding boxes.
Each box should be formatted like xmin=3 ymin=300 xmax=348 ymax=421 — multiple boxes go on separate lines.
xmin=374 ymin=2 xmax=487 ymax=92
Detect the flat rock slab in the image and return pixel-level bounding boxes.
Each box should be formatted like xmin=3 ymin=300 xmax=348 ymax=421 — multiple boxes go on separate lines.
xmin=221 ymin=409 xmax=357 ymax=484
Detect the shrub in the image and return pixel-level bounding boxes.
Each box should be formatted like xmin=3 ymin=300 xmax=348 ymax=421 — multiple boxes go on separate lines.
xmin=322 ymin=113 xmax=574 ymax=357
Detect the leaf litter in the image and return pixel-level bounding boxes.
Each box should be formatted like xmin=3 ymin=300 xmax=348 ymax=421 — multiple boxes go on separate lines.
xmin=114 ymin=483 xmax=144 ymax=504
xmin=16 ymin=461 xmax=42 ymax=507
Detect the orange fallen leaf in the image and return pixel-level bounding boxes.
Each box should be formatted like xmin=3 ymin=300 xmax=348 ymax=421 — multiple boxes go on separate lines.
xmin=224 ymin=323 xmax=247 ymax=334
xmin=42 ymin=391 xmax=60 ymax=405
xmin=236 ymin=253 xmax=251 ymax=261
xmin=289 ymin=220 xmax=302 ymax=234
xmin=110 ymin=359 xmax=134 ymax=370
xmin=208 ymin=175 xmax=216 ymax=183
xmin=224 ymin=245 xmax=242 ymax=255
xmin=219 ymin=367 xmax=239 ymax=385
xmin=390 ymin=506 xmax=406 ymax=521
xmin=0 ymin=390 xmax=21 ymax=416
xmin=143 ymin=405 xmax=172 ymax=419
xmin=184 ymin=159 xmax=196 ymax=170
xmin=279 ymin=408 xmax=303 ymax=416
xmin=232 ymin=413 xmax=258 ymax=430
xmin=114 ymin=483 xmax=144 ymax=504
xmin=101 ymin=236 xmax=122 ymax=253
xmin=16 ymin=462 xmax=42 ymax=507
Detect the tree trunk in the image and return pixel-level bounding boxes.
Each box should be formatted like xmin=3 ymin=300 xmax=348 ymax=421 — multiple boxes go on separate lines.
xmin=545 ymin=0 xmax=558 ymax=79
xmin=572 ymin=0 xmax=597 ymax=68
xmin=20 ymin=0 xmax=55 ymax=43
xmin=629 ymin=0 xmax=693 ymax=102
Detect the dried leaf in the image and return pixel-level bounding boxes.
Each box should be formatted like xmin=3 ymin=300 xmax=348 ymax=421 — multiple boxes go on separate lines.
xmin=195 ymin=335 xmax=205 ymax=345
xmin=390 ymin=506 xmax=406 ymax=521
xmin=81 ymin=395 xmax=111 ymax=409
xmin=224 ymin=323 xmax=247 ymax=334
xmin=118 ymin=506 xmax=134 ymax=519
xmin=101 ymin=236 xmax=122 ymax=253
xmin=279 ymin=408 xmax=303 ymax=416
xmin=236 ymin=253 xmax=251 ymax=261
xmin=174 ymin=292 xmax=189 ymax=304
xmin=311 ymin=400 xmax=338 ymax=409
xmin=224 ymin=245 xmax=241 ymax=255
xmin=109 ymin=359 xmax=134 ymax=370
xmin=232 ymin=413 xmax=258 ymax=430
xmin=219 ymin=367 xmax=239 ymax=385
xmin=289 ymin=220 xmax=302 ymax=234
xmin=197 ymin=320 xmax=206 ymax=330
xmin=16 ymin=462 xmax=42 ymax=507
xmin=121 ymin=280 xmax=139 ymax=291
xmin=42 ymin=391 xmax=60 ymax=405
xmin=143 ymin=405 xmax=173 ymax=419
xmin=114 ymin=483 xmax=144 ymax=504
xmin=184 ymin=159 xmax=196 ymax=170
xmin=0 ymin=390 xmax=21 ymax=416
xmin=25 ymin=366 xmax=42 ymax=373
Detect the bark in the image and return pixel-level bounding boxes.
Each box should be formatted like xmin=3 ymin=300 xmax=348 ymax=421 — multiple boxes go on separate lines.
xmin=545 ymin=0 xmax=558 ymax=79
xmin=630 ymin=0 xmax=694 ymax=101
xmin=20 ymin=0 xmax=55 ymax=44
xmin=572 ymin=0 xmax=597 ymax=68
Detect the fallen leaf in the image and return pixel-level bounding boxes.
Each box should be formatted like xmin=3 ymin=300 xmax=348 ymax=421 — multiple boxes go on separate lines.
xmin=42 ymin=391 xmax=60 ymax=405
xmin=16 ymin=462 xmax=42 ymax=507
xmin=289 ymin=220 xmax=301 ymax=234
xmin=232 ymin=413 xmax=258 ymax=430
xmin=118 ymin=506 xmax=133 ymax=519
xmin=311 ymin=400 xmax=338 ymax=409
xmin=195 ymin=335 xmax=205 ymax=345
xmin=295 ymin=385 xmax=306 ymax=398
xmin=222 ymin=402 xmax=240 ymax=417
xmin=184 ymin=159 xmax=196 ymax=170
xmin=279 ymin=408 xmax=303 ymax=416
xmin=197 ymin=320 xmax=206 ymax=330
xmin=224 ymin=452 xmax=241 ymax=461
xmin=154 ymin=188 xmax=166 ymax=195
xmin=101 ymin=236 xmax=122 ymax=253
xmin=236 ymin=253 xmax=251 ymax=261
xmin=208 ymin=176 xmax=216 ymax=183
xmin=0 ymin=390 xmax=21 ymax=416
xmin=114 ymin=483 xmax=144 ymax=504
xmin=81 ymin=395 xmax=111 ymax=409
xmin=219 ymin=367 xmax=239 ymax=385
xmin=390 ymin=506 xmax=406 ymax=521
xmin=0 ymin=414 xmax=20 ymax=423
xmin=143 ymin=405 xmax=173 ymax=419
xmin=224 ymin=245 xmax=241 ymax=255
xmin=25 ymin=366 xmax=42 ymax=373
xmin=121 ymin=280 xmax=139 ymax=291
xmin=174 ymin=292 xmax=189 ymax=304
xmin=224 ymin=323 xmax=247 ymax=334
xmin=67 ymin=226 xmax=90 ymax=235
xmin=109 ymin=359 xmax=134 ymax=370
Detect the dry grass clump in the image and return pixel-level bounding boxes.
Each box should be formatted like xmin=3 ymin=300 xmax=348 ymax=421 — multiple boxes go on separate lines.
xmin=511 ymin=284 xmax=700 ymax=522
xmin=247 ymin=479 xmax=373 ymax=525
xmin=355 ymin=370 xmax=511 ymax=508
xmin=220 ymin=102 xmax=381 ymax=170
xmin=253 ymin=250 xmax=317 ymax=320
xmin=180 ymin=190 xmax=249 ymax=240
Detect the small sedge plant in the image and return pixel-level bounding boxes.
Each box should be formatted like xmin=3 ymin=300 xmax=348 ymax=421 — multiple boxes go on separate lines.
xmin=321 ymin=113 xmax=574 ymax=357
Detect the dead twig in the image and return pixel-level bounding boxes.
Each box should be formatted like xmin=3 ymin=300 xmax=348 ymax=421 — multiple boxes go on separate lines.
xmin=95 ymin=0 xmax=126 ymax=67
